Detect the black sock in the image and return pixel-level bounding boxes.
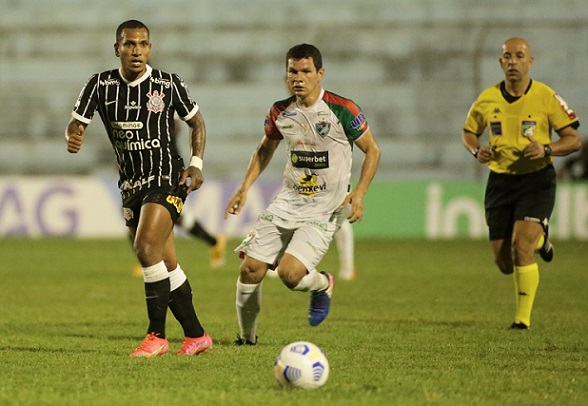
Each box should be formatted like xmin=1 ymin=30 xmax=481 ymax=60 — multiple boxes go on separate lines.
xmin=188 ymin=221 xmax=217 ymax=246
xmin=169 ymin=279 xmax=205 ymax=338
xmin=144 ymin=278 xmax=171 ymax=338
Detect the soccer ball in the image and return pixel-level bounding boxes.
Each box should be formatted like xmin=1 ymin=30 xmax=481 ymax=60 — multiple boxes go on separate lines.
xmin=274 ymin=341 xmax=329 ymax=389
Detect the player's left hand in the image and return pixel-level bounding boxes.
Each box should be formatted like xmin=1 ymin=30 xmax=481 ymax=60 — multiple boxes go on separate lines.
xmin=340 ymin=190 xmax=365 ymax=223
xmin=523 ymin=139 xmax=547 ymax=160
xmin=181 ymin=167 xmax=204 ymax=194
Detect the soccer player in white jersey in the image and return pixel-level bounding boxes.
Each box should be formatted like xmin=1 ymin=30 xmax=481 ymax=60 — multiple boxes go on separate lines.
xmin=224 ymin=44 xmax=380 ymax=345
xmin=66 ymin=20 xmax=212 ymax=357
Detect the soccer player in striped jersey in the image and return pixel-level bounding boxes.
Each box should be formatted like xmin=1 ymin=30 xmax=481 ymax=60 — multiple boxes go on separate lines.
xmin=462 ymin=37 xmax=582 ymax=330
xmin=66 ymin=20 xmax=212 ymax=357
xmin=225 ymin=44 xmax=380 ymax=345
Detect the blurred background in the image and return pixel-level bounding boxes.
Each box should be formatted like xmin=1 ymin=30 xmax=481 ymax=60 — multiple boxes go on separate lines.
xmin=1 ymin=0 xmax=588 ymax=239
xmin=2 ymin=0 xmax=587 ymax=180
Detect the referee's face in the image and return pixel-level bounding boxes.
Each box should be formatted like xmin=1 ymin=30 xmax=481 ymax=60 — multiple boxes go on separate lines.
xmin=115 ymin=28 xmax=152 ymax=82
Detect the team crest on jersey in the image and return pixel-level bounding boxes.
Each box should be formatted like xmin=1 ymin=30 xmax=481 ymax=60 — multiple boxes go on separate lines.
xmin=521 ymin=121 xmax=536 ymax=137
xmin=146 ymin=90 xmax=165 ymax=113
xmin=315 ymin=121 xmax=331 ymax=137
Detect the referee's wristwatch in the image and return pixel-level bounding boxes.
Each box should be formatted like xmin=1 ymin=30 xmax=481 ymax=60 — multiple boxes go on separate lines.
xmin=544 ymin=144 xmax=552 ymax=157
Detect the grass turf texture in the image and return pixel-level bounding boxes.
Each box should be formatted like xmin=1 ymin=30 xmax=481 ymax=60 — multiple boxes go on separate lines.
xmin=1 ymin=238 xmax=587 ymax=405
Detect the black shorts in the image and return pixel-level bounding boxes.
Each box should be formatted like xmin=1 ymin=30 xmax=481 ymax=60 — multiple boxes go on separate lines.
xmin=485 ymin=165 xmax=556 ymax=240
xmin=122 ymin=183 xmax=188 ymax=229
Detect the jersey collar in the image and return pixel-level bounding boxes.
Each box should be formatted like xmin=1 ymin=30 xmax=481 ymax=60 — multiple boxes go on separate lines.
xmin=118 ymin=65 xmax=153 ymax=87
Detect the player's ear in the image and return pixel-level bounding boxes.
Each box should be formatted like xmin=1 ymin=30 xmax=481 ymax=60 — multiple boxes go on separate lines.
xmin=114 ymin=43 xmax=120 ymax=57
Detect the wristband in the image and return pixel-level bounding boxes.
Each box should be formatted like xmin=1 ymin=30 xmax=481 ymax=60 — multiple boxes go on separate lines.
xmin=189 ymin=156 xmax=203 ymax=170
xmin=544 ymin=144 xmax=552 ymax=157
xmin=471 ymin=148 xmax=479 ymax=159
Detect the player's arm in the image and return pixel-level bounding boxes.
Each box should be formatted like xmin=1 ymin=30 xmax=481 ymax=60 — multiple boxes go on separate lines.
xmin=461 ymin=130 xmax=494 ymax=163
xmin=524 ymin=125 xmax=582 ymax=160
xmin=181 ymin=110 xmax=206 ymax=194
xmin=65 ymin=118 xmax=87 ymax=154
xmin=340 ymin=129 xmax=380 ymax=223
xmin=225 ymin=136 xmax=280 ymax=218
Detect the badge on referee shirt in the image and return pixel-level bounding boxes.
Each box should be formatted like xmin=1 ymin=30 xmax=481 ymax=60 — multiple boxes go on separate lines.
xmin=522 ymin=120 xmax=536 ymax=137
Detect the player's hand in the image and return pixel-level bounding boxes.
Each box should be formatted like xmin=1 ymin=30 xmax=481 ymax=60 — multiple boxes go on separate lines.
xmin=340 ymin=190 xmax=365 ymax=223
xmin=475 ymin=145 xmax=495 ymax=163
xmin=180 ymin=167 xmax=204 ymax=194
xmin=523 ymin=139 xmax=546 ymax=160
xmin=66 ymin=125 xmax=85 ymax=153
xmin=225 ymin=190 xmax=247 ymax=219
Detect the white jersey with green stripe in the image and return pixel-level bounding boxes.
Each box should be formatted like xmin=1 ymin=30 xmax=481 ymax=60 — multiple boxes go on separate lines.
xmin=264 ymin=88 xmax=369 ymax=222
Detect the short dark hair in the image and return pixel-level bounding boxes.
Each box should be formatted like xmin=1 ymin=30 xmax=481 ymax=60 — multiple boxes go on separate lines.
xmin=286 ymin=44 xmax=322 ymax=71
xmin=116 ymin=20 xmax=149 ymax=42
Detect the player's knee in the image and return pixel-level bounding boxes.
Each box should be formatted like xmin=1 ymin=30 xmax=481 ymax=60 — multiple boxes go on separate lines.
xmin=277 ymin=267 xmax=302 ymax=290
xmin=239 ymin=262 xmax=264 ymax=284
xmin=134 ymin=238 xmax=158 ymax=266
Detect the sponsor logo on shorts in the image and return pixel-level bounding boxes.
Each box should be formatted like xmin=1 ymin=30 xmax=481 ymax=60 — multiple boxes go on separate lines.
xmin=166 ymin=195 xmax=183 ymax=214
xmin=123 ymin=207 xmax=134 ymax=221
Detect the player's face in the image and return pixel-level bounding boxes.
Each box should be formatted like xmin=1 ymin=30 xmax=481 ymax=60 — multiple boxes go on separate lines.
xmin=114 ymin=28 xmax=151 ymax=81
xmin=499 ymin=39 xmax=533 ymax=83
xmin=286 ymin=57 xmax=324 ymax=106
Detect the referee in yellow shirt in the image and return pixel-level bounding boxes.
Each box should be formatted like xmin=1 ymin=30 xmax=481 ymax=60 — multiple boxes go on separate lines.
xmin=462 ymin=37 xmax=582 ymax=329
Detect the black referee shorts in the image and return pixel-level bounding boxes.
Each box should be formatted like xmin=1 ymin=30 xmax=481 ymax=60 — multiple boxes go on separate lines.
xmin=484 ymin=165 xmax=556 ymax=241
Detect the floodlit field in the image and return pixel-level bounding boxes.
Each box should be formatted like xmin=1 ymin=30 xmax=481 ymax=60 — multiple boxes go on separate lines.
xmin=1 ymin=238 xmax=587 ymax=405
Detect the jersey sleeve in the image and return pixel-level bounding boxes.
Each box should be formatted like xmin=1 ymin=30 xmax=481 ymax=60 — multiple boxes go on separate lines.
xmin=549 ymin=92 xmax=579 ymax=131
xmin=463 ymin=98 xmax=487 ymax=136
xmin=72 ymin=74 xmax=100 ymax=124
xmin=323 ymin=91 xmax=369 ymax=141
xmin=171 ymin=74 xmax=199 ymax=121
xmin=264 ymin=104 xmax=285 ymax=140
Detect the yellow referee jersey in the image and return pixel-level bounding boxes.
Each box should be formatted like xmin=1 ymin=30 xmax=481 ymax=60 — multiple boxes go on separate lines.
xmin=464 ymin=80 xmax=579 ymax=174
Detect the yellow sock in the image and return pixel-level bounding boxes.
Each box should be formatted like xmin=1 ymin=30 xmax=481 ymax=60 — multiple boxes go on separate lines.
xmin=513 ymin=263 xmax=540 ymax=327
xmin=536 ymin=235 xmax=544 ymax=250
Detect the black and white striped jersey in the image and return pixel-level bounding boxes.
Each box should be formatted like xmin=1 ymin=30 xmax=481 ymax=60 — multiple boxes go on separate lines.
xmin=71 ymin=65 xmax=199 ymax=194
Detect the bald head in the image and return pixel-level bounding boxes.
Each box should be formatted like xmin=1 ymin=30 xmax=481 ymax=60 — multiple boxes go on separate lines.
xmin=499 ymin=37 xmax=534 ymax=88
xmin=502 ymin=37 xmax=531 ymax=55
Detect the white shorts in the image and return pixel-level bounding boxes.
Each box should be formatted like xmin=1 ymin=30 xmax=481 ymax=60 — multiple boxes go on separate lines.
xmin=235 ymin=210 xmax=343 ymax=271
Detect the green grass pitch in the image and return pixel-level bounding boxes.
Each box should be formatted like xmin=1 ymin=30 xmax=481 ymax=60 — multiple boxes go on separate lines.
xmin=1 ymin=238 xmax=587 ymax=405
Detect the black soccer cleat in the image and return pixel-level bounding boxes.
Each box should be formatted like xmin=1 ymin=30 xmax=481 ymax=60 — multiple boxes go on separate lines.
xmin=538 ymin=224 xmax=554 ymax=263
xmin=510 ymin=322 xmax=529 ymax=330
xmin=234 ymin=334 xmax=257 ymax=346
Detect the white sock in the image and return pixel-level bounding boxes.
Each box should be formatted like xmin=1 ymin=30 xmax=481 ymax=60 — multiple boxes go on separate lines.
xmin=141 ymin=261 xmax=169 ymax=283
xmin=236 ymin=279 xmax=262 ymax=343
xmin=292 ymin=269 xmax=327 ymax=292
xmin=168 ymin=264 xmax=188 ymax=291
xmin=335 ymin=220 xmax=354 ymax=275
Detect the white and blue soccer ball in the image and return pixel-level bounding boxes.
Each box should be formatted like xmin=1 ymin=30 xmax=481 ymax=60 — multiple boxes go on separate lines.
xmin=274 ymin=341 xmax=329 ymax=389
